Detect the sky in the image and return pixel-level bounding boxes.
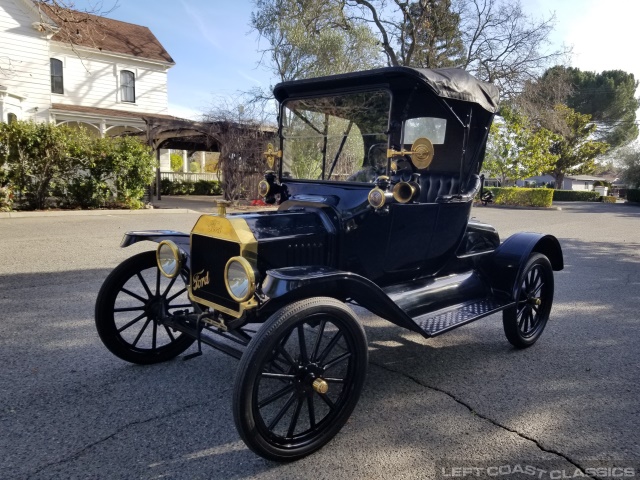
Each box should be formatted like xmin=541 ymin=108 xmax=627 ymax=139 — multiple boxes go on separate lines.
xmin=71 ymin=0 xmax=640 ymax=119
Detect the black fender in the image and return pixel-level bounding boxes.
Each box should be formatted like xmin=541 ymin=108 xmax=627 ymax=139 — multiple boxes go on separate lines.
xmin=259 ymin=266 xmax=423 ymax=334
xmin=477 ymin=232 xmax=563 ymax=300
xmin=120 ymin=230 xmax=191 ymax=267
xmin=120 ymin=230 xmax=190 ymax=249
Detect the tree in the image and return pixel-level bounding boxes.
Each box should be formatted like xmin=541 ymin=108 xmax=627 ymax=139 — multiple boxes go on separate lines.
xmin=520 ymin=66 xmax=639 ymax=148
xmin=251 ymin=0 xmax=566 ymax=97
xmin=546 ymin=105 xmax=609 ymax=189
xmin=252 ymin=0 xmax=380 ymax=82
xmin=513 ymin=65 xmax=574 ymax=136
xmin=484 ymin=107 xmax=558 ymax=185
xmin=614 ymin=146 xmax=640 ymax=189
xmin=344 ymin=0 xmax=465 ymax=68
xmin=564 ymin=68 xmax=639 ymax=148
xmin=203 ymin=99 xmax=275 ymax=202
xmin=170 ymin=153 xmax=183 ymax=172
xmin=342 ymin=0 xmax=566 ymax=95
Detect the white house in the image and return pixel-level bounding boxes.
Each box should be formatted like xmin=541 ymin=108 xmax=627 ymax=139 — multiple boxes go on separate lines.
xmin=0 ymin=0 xmax=175 ymax=125
xmin=0 ymin=0 xmax=197 ymax=171
xmin=512 ymin=174 xmax=608 ymax=194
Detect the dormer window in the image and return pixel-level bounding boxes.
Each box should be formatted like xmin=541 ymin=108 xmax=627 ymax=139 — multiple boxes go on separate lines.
xmin=50 ymin=58 xmax=63 ymax=94
xmin=120 ymin=70 xmax=135 ymax=103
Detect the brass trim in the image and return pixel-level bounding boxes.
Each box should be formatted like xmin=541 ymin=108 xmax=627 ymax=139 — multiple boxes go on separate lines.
xmin=189 ymin=215 xmax=259 ymax=318
xmin=191 ymin=215 xmax=258 ymax=252
xmin=392 ymin=181 xmax=419 ymax=203
xmin=189 ymin=287 xmax=258 ymax=319
xmin=387 ymin=137 xmax=434 ymax=169
xmin=312 ymin=378 xmax=329 ymax=394
xmin=410 ymin=137 xmax=434 ymax=169
xmin=202 ymin=316 xmax=228 ymax=332
xmin=216 ymin=200 xmax=230 ymax=216
xmin=368 ymin=187 xmax=387 ymax=209
xmin=156 ymin=240 xmax=182 ymax=278
xmin=258 ymin=180 xmax=270 ymax=198
xmin=263 ymin=143 xmax=282 ymax=169
xmin=224 ymin=256 xmax=257 ymax=303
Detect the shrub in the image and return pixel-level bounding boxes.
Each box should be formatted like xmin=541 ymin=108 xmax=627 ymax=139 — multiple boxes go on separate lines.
xmin=80 ymin=136 xmax=155 ymax=209
xmin=483 ymin=187 xmax=553 ymax=207
xmin=0 ymin=185 xmax=13 ymax=211
xmin=170 ymin=153 xmax=183 ymax=172
xmin=160 ymin=178 xmax=173 ymax=196
xmin=193 ymin=180 xmax=222 ymax=195
xmin=600 ymin=196 xmax=617 ymax=203
xmin=0 ymin=121 xmax=154 ymax=210
xmin=63 ymin=174 xmax=113 ymax=208
xmin=0 ymin=121 xmax=90 ymax=209
xmin=627 ymin=189 xmax=640 ymax=203
xmin=159 ymin=178 xmax=222 ymax=196
xmin=189 ymin=161 xmax=201 ymax=173
xmin=552 ymin=190 xmax=600 ymax=202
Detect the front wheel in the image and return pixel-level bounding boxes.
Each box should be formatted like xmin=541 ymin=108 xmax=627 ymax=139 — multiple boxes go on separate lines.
xmin=233 ymin=297 xmax=368 ymax=461
xmin=503 ymin=253 xmax=554 ymax=348
xmin=95 ymin=251 xmax=197 ymax=364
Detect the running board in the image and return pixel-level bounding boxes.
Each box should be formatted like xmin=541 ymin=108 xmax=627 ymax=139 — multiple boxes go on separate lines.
xmin=412 ymin=298 xmax=513 ymax=337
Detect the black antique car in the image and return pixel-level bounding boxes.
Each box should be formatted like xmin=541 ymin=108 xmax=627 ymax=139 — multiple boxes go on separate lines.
xmin=95 ymin=67 xmax=563 ymax=462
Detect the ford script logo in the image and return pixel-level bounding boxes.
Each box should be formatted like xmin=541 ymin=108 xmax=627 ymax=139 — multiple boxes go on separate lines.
xmin=192 ymin=269 xmax=210 ymax=291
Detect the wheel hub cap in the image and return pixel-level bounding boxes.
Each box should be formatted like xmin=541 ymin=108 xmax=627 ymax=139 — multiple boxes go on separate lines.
xmin=146 ymin=296 xmax=167 ymax=320
xmin=312 ymin=378 xmax=329 ymax=394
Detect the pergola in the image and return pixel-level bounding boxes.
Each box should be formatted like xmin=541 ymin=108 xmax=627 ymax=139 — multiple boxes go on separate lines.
xmin=142 ymin=117 xmax=223 ymax=200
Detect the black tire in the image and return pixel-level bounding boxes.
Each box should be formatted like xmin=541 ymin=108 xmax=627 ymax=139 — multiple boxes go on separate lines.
xmin=503 ymin=253 xmax=554 ymax=348
xmin=233 ymin=297 xmax=368 ymax=461
xmin=95 ymin=251 xmax=196 ymax=364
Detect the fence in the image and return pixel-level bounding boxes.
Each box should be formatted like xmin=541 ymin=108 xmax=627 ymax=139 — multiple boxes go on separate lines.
xmin=159 ymin=171 xmax=220 ymax=182
xmin=158 ymin=170 xmax=264 ymax=200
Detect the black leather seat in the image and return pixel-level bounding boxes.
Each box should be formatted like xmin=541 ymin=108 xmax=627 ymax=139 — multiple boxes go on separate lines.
xmin=418 ymin=173 xmax=461 ymax=203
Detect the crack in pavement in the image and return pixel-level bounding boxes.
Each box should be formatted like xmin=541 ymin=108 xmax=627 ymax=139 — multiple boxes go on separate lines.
xmin=25 ymin=387 xmax=232 ymax=479
xmin=370 ymin=361 xmax=599 ymax=480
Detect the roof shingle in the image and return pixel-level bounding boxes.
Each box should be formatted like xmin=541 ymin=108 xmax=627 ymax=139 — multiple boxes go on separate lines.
xmin=41 ymin=3 xmax=174 ymax=64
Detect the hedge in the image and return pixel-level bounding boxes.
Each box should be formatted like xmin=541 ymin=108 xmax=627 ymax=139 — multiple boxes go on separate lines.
xmin=0 ymin=121 xmax=154 ymax=210
xmin=600 ymin=196 xmax=617 ymax=203
xmin=158 ymin=178 xmax=222 ymax=196
xmin=483 ymin=187 xmax=553 ymax=207
xmin=627 ymin=189 xmax=640 ymax=203
xmin=552 ymin=190 xmax=600 ymax=202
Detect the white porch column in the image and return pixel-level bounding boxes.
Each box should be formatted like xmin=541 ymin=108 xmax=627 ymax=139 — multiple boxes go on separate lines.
xmin=158 ymin=149 xmax=171 ymax=171
xmin=182 ymin=150 xmax=188 ymax=173
xmin=200 ymin=151 xmax=206 ymax=172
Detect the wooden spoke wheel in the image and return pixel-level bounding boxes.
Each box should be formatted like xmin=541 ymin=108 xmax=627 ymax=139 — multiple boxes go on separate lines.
xmin=503 ymin=253 xmax=554 ymax=348
xmin=95 ymin=251 xmax=196 ymax=364
xmin=233 ymin=297 xmax=368 ymax=461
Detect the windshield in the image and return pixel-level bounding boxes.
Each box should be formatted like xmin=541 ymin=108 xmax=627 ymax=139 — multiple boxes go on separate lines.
xmin=281 ymin=90 xmax=390 ymax=182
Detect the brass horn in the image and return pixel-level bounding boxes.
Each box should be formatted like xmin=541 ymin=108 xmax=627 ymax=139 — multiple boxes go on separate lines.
xmin=392 ymin=181 xmax=420 ymax=203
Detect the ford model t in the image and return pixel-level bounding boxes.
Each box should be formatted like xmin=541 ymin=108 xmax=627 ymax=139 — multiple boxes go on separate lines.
xmin=95 ymin=67 xmax=563 ymax=461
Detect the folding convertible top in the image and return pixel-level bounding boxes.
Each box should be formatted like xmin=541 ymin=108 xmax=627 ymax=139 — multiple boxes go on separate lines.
xmin=273 ymin=66 xmax=500 ymax=114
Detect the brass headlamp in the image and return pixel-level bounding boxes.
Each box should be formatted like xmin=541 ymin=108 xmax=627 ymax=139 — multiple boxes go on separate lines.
xmin=367 ymin=176 xmax=394 ymax=210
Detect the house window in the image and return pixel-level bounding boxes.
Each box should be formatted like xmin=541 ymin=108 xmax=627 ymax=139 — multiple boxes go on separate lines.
xmin=7 ymin=113 xmax=17 ymax=124
xmin=50 ymin=58 xmax=64 ymax=94
xmin=120 ymin=70 xmax=135 ymax=103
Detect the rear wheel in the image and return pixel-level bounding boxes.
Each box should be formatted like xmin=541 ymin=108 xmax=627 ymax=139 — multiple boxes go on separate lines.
xmin=95 ymin=251 xmax=196 ymax=364
xmin=233 ymin=297 xmax=368 ymax=461
xmin=503 ymin=253 xmax=554 ymax=348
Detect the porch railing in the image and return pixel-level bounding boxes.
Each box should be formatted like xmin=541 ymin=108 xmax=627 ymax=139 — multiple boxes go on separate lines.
xmin=159 ymin=171 xmax=220 ymax=182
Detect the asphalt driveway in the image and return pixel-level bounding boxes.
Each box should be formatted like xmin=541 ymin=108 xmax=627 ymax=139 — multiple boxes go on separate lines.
xmin=0 ymin=201 xmax=639 ymax=479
